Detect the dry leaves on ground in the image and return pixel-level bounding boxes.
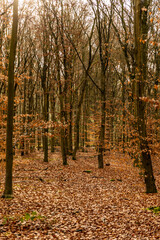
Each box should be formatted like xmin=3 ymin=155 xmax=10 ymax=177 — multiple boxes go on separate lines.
xmin=0 ymin=149 xmax=160 ymax=239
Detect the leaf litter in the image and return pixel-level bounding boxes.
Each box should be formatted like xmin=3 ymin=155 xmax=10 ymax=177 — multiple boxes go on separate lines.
xmin=0 ymin=149 xmax=160 ymax=239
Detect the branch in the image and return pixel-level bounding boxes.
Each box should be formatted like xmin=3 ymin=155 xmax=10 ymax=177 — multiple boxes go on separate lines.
xmin=66 ymin=34 xmax=102 ymax=93
xmin=0 ymin=2 xmax=13 ymax=16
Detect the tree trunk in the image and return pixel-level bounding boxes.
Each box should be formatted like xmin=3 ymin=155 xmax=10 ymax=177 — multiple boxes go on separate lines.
xmin=98 ymin=75 xmax=105 ymax=169
xmin=122 ymin=70 xmax=126 ymax=153
xmin=60 ymin=98 xmax=67 ymax=165
xmin=50 ymin=95 xmax=56 ymax=153
xmin=134 ymin=0 xmax=157 ymax=193
xmin=2 ymin=0 xmax=18 ymax=198
xmin=68 ymin=77 xmax=73 ymax=155
xmin=68 ymin=100 xmax=73 ymax=155
xmin=42 ymin=63 xmax=49 ymax=163
xmin=43 ymin=91 xmax=49 ymax=162
xmin=72 ymin=78 xmax=87 ymax=160
xmin=21 ymin=77 xmax=26 ymax=156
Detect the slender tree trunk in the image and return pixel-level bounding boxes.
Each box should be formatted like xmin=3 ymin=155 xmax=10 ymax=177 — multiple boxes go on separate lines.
xmin=21 ymin=77 xmax=26 ymax=156
xmin=110 ymin=86 xmax=115 ymax=149
xmin=72 ymin=78 xmax=87 ymax=160
xmin=42 ymin=63 xmax=49 ymax=163
xmin=95 ymin=0 xmax=112 ymax=168
xmin=122 ymin=71 xmax=126 ymax=153
xmin=54 ymin=29 xmax=68 ymax=165
xmin=60 ymin=96 xmax=67 ymax=165
xmin=68 ymin=99 xmax=73 ymax=155
xmin=50 ymin=95 xmax=56 ymax=152
xmin=154 ymin=44 xmax=160 ymax=141
xmin=2 ymin=0 xmax=18 ymax=198
xmin=98 ymin=74 xmax=105 ymax=169
xmin=43 ymin=91 xmax=49 ymax=162
xmin=134 ymin=0 xmax=157 ymax=193
xmin=68 ymin=76 xmax=73 ymax=155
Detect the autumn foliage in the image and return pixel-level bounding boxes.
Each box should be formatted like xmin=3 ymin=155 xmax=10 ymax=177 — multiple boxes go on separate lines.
xmin=0 ymin=0 xmax=160 ymax=237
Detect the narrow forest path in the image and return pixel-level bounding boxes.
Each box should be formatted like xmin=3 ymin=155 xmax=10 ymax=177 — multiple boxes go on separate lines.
xmin=0 ymin=150 xmax=160 ymax=239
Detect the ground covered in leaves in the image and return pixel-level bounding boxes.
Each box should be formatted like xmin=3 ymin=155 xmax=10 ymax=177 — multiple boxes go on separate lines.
xmin=0 ymin=149 xmax=160 ymax=239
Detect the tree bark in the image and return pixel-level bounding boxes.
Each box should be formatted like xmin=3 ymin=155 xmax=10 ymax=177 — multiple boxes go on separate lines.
xmin=72 ymin=78 xmax=87 ymax=160
xmin=42 ymin=63 xmax=49 ymax=163
xmin=50 ymin=95 xmax=56 ymax=153
xmin=2 ymin=0 xmax=18 ymax=198
xmin=98 ymin=75 xmax=105 ymax=169
xmin=134 ymin=0 xmax=157 ymax=193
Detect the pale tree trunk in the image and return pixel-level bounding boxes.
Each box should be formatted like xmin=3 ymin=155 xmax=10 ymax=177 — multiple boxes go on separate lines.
xmin=2 ymin=0 xmax=18 ymax=198
xmin=134 ymin=0 xmax=157 ymax=193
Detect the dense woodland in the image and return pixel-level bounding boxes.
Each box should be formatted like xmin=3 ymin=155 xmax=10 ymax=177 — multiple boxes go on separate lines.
xmin=0 ymin=0 xmax=160 ymax=238
xmin=0 ymin=0 xmax=160 ymax=194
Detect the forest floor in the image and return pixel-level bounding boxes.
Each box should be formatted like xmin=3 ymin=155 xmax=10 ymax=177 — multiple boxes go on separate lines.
xmin=0 ymin=149 xmax=160 ymax=240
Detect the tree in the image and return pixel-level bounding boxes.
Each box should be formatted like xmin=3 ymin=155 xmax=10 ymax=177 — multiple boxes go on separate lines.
xmin=2 ymin=0 xmax=18 ymax=198
xmin=134 ymin=0 xmax=157 ymax=193
xmin=88 ymin=0 xmax=113 ymax=168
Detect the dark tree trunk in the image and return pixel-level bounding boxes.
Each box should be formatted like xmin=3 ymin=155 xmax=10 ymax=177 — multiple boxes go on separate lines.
xmin=2 ymin=0 xmax=18 ymax=198
xmin=134 ymin=0 xmax=157 ymax=193
xmin=50 ymin=95 xmax=56 ymax=153
xmin=98 ymin=78 xmax=105 ymax=169
xmin=42 ymin=63 xmax=49 ymax=163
